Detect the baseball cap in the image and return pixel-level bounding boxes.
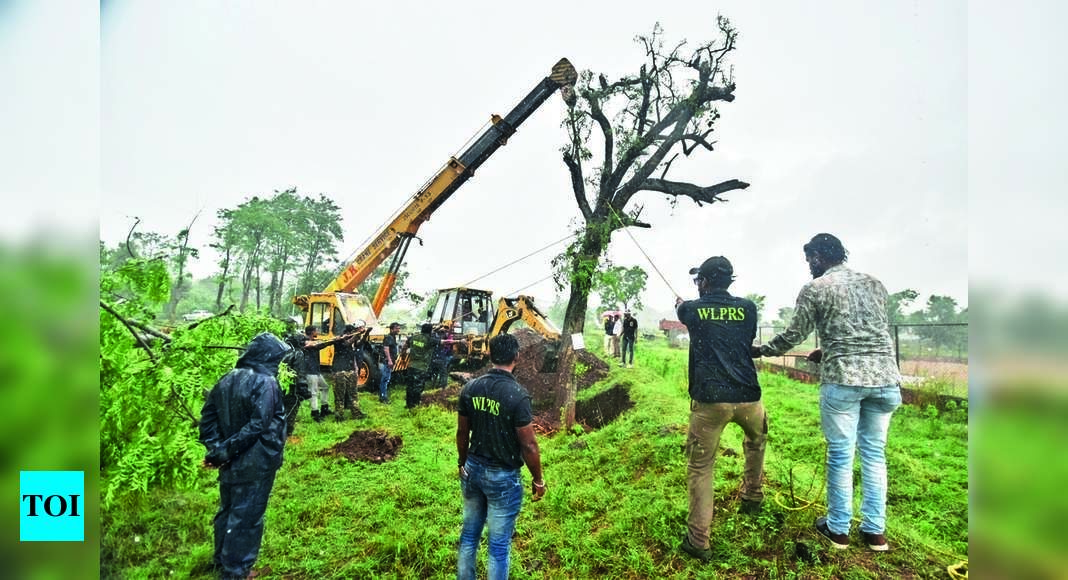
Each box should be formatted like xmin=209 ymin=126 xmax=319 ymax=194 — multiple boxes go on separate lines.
xmin=689 ymin=256 xmax=734 ymax=280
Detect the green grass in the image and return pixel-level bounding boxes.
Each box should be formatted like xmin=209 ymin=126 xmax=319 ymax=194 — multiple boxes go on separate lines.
xmin=102 ymin=338 xmax=968 ymax=579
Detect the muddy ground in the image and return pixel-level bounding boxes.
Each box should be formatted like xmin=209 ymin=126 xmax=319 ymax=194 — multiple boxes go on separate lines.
xmin=323 ymin=429 xmax=403 ymax=463
xmin=419 ymin=329 xmax=629 ymax=433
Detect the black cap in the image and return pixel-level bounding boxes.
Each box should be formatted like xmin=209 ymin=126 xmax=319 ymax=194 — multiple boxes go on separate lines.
xmin=689 ymin=256 xmax=734 ymax=280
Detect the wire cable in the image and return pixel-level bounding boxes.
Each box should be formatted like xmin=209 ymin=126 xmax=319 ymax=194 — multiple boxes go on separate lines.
xmin=606 ymin=204 xmax=681 ymax=299
xmin=461 ymin=233 xmax=577 ymax=288
xmin=507 ymin=274 xmax=556 ymax=297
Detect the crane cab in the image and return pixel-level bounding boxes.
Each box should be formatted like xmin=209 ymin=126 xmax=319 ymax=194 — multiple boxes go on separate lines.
xmin=299 ymin=292 xmax=383 ymax=387
xmin=427 ymin=288 xmax=494 ymax=338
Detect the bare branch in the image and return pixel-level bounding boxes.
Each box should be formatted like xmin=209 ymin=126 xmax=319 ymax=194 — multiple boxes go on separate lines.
xmin=563 ymin=152 xmax=592 ymax=220
xmin=583 ymin=91 xmax=615 ymax=190
xmin=127 ymin=318 xmax=172 ymax=342
xmin=635 ymin=178 xmax=750 ymax=205
xmin=186 ymin=304 xmax=236 ymax=331
xmin=679 ymin=129 xmax=717 ymax=155
xmin=124 ymin=218 xmax=141 ymax=259
xmin=659 ymin=152 xmax=680 ymax=179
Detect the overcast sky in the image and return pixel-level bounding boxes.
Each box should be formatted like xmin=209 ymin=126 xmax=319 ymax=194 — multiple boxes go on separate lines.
xmin=8 ymin=0 xmax=985 ymax=321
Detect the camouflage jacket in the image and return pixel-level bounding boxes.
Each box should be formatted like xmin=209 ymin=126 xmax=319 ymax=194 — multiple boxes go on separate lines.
xmin=760 ymin=264 xmax=901 ymax=387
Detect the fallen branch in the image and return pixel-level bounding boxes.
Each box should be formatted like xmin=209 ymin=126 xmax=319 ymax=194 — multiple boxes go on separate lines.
xmin=187 ymin=304 xmax=236 ymax=331
xmin=100 ymin=300 xmax=157 ymax=363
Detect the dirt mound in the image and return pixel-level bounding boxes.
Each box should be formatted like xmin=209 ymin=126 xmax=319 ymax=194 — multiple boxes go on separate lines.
xmin=508 ymin=329 xmax=610 ymax=409
xmin=420 ymin=384 xmax=461 ymax=411
xmin=422 ymin=329 xmax=618 ymax=433
xmin=323 ymin=429 xmax=403 ymax=463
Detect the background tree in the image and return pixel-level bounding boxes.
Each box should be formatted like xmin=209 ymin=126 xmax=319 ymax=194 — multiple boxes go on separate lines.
xmin=593 ymin=264 xmax=648 ymax=312
xmin=211 ymin=188 xmax=344 ymax=316
xmin=745 ymin=293 xmax=766 ymax=324
xmin=553 ymin=19 xmax=749 ymax=338
xmin=162 ymin=216 xmax=201 ymax=322
xmin=772 ymin=306 xmax=795 ymax=330
xmin=887 ymin=288 xmax=920 ymax=323
xmin=915 ymin=295 xmax=967 ymax=357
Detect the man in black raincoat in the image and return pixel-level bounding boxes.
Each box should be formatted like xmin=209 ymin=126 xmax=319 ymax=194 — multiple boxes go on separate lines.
xmin=199 ymin=332 xmax=290 ymax=580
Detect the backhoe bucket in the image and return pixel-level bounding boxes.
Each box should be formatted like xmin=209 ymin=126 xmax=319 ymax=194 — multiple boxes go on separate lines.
xmin=550 ymin=58 xmax=578 ymax=108
xmin=539 ymin=339 xmax=561 ymax=373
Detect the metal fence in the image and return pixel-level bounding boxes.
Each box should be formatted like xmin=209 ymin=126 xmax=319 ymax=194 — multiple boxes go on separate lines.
xmin=757 ymin=323 xmax=968 ymax=395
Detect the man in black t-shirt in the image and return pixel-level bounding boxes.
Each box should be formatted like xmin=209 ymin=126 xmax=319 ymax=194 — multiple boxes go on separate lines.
xmin=378 ymin=322 xmax=401 ymax=404
xmin=456 ymin=334 xmax=545 ymax=580
xmin=674 ymin=256 xmax=767 ymax=562
xmin=621 ymin=310 xmax=639 ymax=367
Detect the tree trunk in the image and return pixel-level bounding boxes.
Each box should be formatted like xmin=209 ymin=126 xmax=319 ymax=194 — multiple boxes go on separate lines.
xmin=266 ymin=268 xmax=279 ymax=315
xmin=560 ymin=224 xmax=610 ymax=336
xmin=555 ymin=342 xmax=577 ymax=429
xmin=558 ymin=223 xmax=610 ymax=426
xmin=215 ymin=247 xmax=231 ymax=312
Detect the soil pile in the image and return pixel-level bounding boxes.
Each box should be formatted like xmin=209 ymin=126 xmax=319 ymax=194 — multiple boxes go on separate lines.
xmin=323 ymin=429 xmax=403 ymax=463
xmin=421 ymin=329 xmax=618 ymax=433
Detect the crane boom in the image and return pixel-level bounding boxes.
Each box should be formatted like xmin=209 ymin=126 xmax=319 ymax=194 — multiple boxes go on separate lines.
xmin=318 ymin=58 xmax=577 ymax=316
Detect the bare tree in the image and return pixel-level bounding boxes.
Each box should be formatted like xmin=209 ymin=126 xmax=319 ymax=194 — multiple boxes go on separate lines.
xmin=555 ymin=19 xmax=750 ymax=337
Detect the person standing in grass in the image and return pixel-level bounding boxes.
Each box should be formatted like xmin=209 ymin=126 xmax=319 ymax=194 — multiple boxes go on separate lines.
xmin=757 ymin=233 xmax=901 ymax=552
xmin=301 ymin=326 xmax=333 ymax=422
xmin=329 ymin=323 xmax=367 ymax=421
xmin=379 ymin=322 xmax=401 ymax=404
xmin=199 ymin=332 xmax=290 ymax=580
xmin=621 ymin=310 xmax=639 ymax=368
xmin=675 ymin=256 xmax=766 ymax=562
xmin=603 ymin=313 xmax=614 ymax=354
xmin=456 ymin=333 xmax=546 ymax=580
xmin=611 ymin=314 xmax=623 ymax=358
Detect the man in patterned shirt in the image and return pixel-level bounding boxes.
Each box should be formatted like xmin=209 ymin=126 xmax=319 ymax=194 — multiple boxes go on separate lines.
xmin=758 ymin=233 xmax=901 ymax=552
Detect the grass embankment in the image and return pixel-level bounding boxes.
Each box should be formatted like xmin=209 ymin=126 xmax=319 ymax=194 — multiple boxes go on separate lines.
xmin=102 ymin=338 xmax=967 ymax=579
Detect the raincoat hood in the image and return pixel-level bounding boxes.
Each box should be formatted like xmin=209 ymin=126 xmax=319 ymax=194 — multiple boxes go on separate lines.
xmin=236 ymin=332 xmax=291 ymax=376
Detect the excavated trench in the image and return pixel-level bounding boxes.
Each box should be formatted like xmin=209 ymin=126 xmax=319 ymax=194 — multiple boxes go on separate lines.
xmin=575 ymin=382 xmax=635 ymax=429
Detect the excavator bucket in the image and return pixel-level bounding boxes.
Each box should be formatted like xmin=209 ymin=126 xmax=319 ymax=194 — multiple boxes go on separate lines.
xmin=550 ymin=58 xmax=578 ymax=108
xmin=539 ymin=339 xmax=561 ymax=373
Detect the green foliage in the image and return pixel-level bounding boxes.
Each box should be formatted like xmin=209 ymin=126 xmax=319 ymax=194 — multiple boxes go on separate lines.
xmin=593 ymin=264 xmax=648 ymax=312
xmin=100 ymin=257 xmax=286 ymax=506
xmin=887 ymin=288 xmax=919 ymax=323
xmin=745 ymin=293 xmax=766 ymax=323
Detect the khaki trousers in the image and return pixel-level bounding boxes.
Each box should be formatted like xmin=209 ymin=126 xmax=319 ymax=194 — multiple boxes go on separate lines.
xmin=686 ymin=399 xmax=768 ymax=549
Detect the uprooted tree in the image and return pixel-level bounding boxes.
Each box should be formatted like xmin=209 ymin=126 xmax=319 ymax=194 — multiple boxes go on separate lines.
xmin=552 ymin=19 xmax=750 ymax=425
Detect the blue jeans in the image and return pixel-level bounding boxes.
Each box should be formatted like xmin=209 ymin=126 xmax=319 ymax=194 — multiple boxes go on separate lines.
xmin=819 ymin=383 xmax=901 ymax=535
xmin=379 ymin=363 xmax=392 ymax=401
xmin=457 ymin=458 xmax=523 ymax=580
xmin=621 ymin=337 xmax=635 ymax=364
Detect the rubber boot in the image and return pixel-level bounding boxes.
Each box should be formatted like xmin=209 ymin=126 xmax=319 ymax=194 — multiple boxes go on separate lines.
xmin=321 ymin=404 xmax=332 ymax=417
xmin=311 ymin=409 xmax=322 ymax=423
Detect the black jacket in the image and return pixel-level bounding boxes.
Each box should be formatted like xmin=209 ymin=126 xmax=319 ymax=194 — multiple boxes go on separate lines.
xmin=676 ymin=290 xmax=760 ymax=403
xmin=199 ymin=332 xmax=290 ymax=483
